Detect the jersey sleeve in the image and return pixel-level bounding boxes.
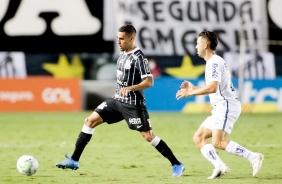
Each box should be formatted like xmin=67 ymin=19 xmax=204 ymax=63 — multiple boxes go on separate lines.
xmin=136 ymin=56 xmax=153 ymax=79
xmin=208 ymin=60 xmax=222 ymax=83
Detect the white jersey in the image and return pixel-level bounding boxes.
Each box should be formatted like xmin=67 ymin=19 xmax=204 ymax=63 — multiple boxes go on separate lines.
xmin=205 ymin=55 xmax=239 ymax=107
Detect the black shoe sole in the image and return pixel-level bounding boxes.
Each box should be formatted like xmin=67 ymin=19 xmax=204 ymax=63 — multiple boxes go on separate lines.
xmin=56 ymin=165 xmax=79 ymax=170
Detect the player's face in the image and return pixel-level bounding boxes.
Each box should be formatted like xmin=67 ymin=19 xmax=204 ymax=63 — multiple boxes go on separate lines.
xmin=195 ymin=36 xmax=207 ymax=58
xmin=117 ymin=32 xmax=133 ymax=52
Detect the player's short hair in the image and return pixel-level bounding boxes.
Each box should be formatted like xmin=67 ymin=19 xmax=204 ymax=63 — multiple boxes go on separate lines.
xmin=118 ymin=24 xmax=136 ymax=37
xmin=199 ymin=31 xmax=218 ymax=51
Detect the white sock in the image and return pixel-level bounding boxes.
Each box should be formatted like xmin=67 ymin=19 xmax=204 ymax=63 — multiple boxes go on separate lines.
xmin=149 ymin=136 xmax=161 ymax=147
xmin=225 ymin=141 xmax=255 ymax=161
xmin=201 ymin=144 xmax=225 ymax=168
xmin=82 ymin=125 xmax=95 ymax=134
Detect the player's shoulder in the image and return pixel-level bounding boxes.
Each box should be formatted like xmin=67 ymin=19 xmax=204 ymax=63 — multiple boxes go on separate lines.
xmin=210 ymin=54 xmax=225 ymax=64
xmin=133 ymin=48 xmax=147 ymax=61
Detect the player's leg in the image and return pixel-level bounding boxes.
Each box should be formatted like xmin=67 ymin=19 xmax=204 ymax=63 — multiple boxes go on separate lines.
xmin=213 ymin=108 xmax=264 ymax=177
xmin=123 ymin=106 xmax=184 ymax=177
xmin=193 ymin=126 xmax=230 ymax=179
xmin=213 ymin=105 xmax=264 ymax=176
xmin=55 ymin=111 xmax=103 ymax=170
xmin=214 ymin=131 xmax=264 ymax=176
xmin=56 ymin=98 xmax=123 ymax=170
xmin=225 ymin=140 xmax=264 ymax=176
xmin=141 ymin=130 xmax=185 ymax=177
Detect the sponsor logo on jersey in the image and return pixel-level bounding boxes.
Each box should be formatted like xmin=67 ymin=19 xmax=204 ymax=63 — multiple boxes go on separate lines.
xmin=117 ymin=79 xmax=127 ymax=86
xmin=212 ymin=63 xmax=218 ymax=78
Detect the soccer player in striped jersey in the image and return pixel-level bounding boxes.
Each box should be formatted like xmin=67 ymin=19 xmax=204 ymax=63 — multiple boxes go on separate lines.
xmin=56 ymin=24 xmax=184 ymax=177
xmin=176 ymin=31 xmax=264 ymax=179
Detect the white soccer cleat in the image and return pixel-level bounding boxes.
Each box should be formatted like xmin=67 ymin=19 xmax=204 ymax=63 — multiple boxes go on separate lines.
xmin=207 ymin=165 xmax=230 ymax=179
xmin=251 ymin=153 xmax=264 ymax=176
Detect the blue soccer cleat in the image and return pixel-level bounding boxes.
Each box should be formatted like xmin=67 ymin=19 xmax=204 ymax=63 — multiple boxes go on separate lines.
xmin=172 ymin=162 xmax=185 ymax=177
xmin=56 ymin=154 xmax=79 ymax=170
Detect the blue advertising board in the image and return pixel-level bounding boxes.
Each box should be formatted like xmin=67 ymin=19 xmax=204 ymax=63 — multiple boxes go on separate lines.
xmin=144 ymin=77 xmax=282 ymax=113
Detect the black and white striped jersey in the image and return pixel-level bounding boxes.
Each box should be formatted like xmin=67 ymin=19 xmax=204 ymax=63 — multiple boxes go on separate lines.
xmin=113 ymin=47 xmax=153 ymax=106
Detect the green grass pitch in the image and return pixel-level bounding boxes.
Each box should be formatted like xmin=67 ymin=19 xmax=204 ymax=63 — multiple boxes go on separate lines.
xmin=0 ymin=112 xmax=281 ymax=184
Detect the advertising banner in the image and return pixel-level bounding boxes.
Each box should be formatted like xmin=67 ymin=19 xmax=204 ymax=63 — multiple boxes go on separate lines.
xmin=144 ymin=77 xmax=282 ymax=113
xmin=0 ymin=77 xmax=81 ymax=111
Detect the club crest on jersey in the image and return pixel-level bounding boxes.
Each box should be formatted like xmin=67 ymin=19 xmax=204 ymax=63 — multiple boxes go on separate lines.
xmin=124 ymin=59 xmax=131 ymax=70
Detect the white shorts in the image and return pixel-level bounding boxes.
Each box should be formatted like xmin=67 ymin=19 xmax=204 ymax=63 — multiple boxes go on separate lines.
xmin=201 ymin=101 xmax=241 ymax=135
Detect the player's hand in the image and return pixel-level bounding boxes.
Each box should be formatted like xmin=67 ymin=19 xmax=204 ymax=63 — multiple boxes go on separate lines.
xmin=180 ymin=80 xmax=189 ymax=89
xmin=176 ymin=88 xmax=193 ymax=100
xmin=180 ymin=80 xmax=194 ymax=89
xmin=119 ymin=87 xmax=131 ymax=97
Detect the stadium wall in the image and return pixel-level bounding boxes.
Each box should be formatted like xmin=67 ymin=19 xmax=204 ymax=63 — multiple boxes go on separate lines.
xmin=144 ymin=77 xmax=282 ymax=113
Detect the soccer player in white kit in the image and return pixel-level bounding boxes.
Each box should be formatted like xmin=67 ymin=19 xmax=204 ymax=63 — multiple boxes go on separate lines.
xmin=176 ymin=31 xmax=264 ymax=179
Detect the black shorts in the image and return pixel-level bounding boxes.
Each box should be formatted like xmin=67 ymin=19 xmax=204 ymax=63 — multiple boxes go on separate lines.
xmin=94 ymin=98 xmax=152 ymax=132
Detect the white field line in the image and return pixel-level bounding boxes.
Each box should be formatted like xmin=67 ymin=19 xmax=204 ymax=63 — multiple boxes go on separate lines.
xmin=0 ymin=142 xmax=280 ymax=148
xmin=0 ymin=142 xmax=125 ymax=148
xmin=247 ymin=143 xmax=281 ymax=148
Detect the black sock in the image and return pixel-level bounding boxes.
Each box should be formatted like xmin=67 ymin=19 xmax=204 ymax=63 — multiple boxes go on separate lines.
xmin=71 ymin=132 xmax=92 ymax=161
xmin=155 ymin=140 xmax=181 ymax=166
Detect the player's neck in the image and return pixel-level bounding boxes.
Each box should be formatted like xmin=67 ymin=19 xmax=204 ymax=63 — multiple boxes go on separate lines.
xmin=204 ymin=50 xmax=215 ymax=61
xmin=126 ymin=44 xmax=137 ymax=52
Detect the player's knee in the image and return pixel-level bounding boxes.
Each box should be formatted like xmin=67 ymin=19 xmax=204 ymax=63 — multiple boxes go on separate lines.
xmin=84 ymin=117 xmax=92 ymax=126
xmin=212 ymin=140 xmax=223 ymax=149
xmin=144 ymin=135 xmax=154 ymax=142
xmin=192 ymin=134 xmax=201 ymax=145
xmin=141 ymin=132 xmax=154 ymax=142
xmin=84 ymin=116 xmax=102 ymax=128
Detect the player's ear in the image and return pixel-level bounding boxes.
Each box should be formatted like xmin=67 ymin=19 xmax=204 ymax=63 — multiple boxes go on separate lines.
xmin=204 ymin=42 xmax=209 ymax=49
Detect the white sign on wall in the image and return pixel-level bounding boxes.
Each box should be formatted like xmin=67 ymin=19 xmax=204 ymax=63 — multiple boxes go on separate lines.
xmin=0 ymin=52 xmax=26 ymax=78
xmin=104 ymin=0 xmax=268 ymax=56
xmin=223 ymin=52 xmax=276 ymax=79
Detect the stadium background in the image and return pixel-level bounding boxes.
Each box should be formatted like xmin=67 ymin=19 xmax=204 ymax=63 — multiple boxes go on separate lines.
xmin=0 ymin=0 xmax=281 ymax=113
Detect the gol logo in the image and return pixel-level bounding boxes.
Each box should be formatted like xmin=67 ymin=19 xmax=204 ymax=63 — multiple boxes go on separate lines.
xmin=42 ymin=88 xmax=74 ymax=104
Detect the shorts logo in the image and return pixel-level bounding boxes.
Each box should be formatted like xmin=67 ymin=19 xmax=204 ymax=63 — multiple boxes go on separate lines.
xmin=129 ymin=118 xmax=141 ymax=124
xmin=136 ymin=125 xmax=143 ymax=129
xmin=97 ymin=102 xmax=107 ymax=109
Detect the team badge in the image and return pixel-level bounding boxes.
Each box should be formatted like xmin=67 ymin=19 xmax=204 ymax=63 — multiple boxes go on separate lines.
xmin=124 ymin=59 xmax=131 ymax=70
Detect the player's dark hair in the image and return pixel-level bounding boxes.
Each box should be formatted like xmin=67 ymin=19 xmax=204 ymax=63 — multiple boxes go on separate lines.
xmin=118 ymin=24 xmax=136 ymax=37
xmin=199 ymin=31 xmax=218 ymax=51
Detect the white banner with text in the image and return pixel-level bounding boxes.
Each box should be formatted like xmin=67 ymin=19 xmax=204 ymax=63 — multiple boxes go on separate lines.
xmin=104 ymin=0 xmax=268 ymax=55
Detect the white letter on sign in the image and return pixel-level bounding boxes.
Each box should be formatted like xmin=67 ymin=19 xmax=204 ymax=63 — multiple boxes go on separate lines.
xmin=4 ymin=0 xmax=101 ymax=36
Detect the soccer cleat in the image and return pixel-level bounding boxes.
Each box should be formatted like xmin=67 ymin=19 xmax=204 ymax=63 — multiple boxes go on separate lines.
xmin=251 ymin=153 xmax=264 ymax=176
xmin=207 ymin=165 xmax=230 ymax=179
xmin=55 ymin=154 xmax=79 ymax=170
xmin=172 ymin=162 xmax=185 ymax=177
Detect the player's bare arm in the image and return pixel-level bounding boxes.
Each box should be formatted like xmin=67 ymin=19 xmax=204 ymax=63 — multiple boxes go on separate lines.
xmin=176 ymin=81 xmax=218 ymax=100
xmin=119 ymin=76 xmax=153 ymax=97
xmin=180 ymin=80 xmax=198 ymax=90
